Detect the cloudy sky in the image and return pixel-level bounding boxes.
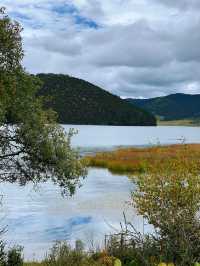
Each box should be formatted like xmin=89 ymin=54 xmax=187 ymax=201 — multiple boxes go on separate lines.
xmin=2 ymin=0 xmax=200 ymax=98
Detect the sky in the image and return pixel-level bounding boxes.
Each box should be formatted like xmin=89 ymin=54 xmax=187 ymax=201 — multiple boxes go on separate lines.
xmin=2 ymin=0 xmax=200 ymax=98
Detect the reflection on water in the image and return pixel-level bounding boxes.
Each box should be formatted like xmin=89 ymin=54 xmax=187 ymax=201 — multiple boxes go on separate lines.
xmin=0 ymin=168 xmax=141 ymax=260
xmin=1 ymin=125 xmax=200 ymax=259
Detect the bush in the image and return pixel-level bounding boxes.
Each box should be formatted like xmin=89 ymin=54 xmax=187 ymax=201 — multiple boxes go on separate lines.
xmin=131 ymin=147 xmax=200 ymax=265
xmin=0 ymin=242 xmax=6 ymax=266
xmin=0 ymin=245 xmax=23 ymax=266
xmin=43 ymin=241 xmax=102 ymax=266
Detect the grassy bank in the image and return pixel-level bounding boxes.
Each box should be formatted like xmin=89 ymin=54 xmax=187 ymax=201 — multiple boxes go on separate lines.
xmin=158 ymin=119 xmax=200 ymax=126
xmin=85 ymin=144 xmax=200 ymax=174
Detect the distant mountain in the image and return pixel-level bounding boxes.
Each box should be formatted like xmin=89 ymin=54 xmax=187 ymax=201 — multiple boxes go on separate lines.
xmin=37 ymin=74 xmax=156 ymax=126
xmin=126 ymin=93 xmax=200 ymax=121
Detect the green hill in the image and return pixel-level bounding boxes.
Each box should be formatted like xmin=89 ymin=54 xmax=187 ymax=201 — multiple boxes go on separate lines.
xmin=126 ymin=93 xmax=200 ymax=121
xmin=37 ymin=74 xmax=156 ymax=126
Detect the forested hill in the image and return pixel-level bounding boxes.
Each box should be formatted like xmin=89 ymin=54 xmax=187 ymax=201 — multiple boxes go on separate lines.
xmin=126 ymin=93 xmax=200 ymax=121
xmin=37 ymin=74 xmax=156 ymax=126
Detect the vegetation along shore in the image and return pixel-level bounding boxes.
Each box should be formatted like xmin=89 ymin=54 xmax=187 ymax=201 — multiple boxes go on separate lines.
xmin=85 ymin=144 xmax=200 ymax=174
xmin=2 ymin=3 xmax=200 ymax=266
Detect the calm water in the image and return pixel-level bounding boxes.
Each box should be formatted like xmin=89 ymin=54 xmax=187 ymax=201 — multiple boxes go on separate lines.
xmin=1 ymin=125 xmax=200 ymax=260
xmin=64 ymin=125 xmax=200 ymax=150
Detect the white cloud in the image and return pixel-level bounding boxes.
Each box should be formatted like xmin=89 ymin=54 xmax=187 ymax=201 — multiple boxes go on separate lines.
xmin=2 ymin=0 xmax=200 ymax=98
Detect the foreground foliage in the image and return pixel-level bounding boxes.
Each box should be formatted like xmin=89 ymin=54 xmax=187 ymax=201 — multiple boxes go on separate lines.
xmin=0 ymin=243 xmax=23 ymax=266
xmin=0 ymin=7 xmax=86 ymax=195
xmin=24 ymin=241 xmax=122 ymax=266
xmin=131 ymin=146 xmax=200 ymax=265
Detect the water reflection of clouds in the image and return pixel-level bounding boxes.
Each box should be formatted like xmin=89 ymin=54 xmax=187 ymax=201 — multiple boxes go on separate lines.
xmin=5 ymin=215 xmax=92 ymax=243
xmin=44 ymin=216 xmax=92 ymax=240
xmin=0 ymin=168 xmax=134 ymax=259
xmin=0 ymin=126 xmax=197 ymax=259
xmin=7 ymin=214 xmax=36 ymax=229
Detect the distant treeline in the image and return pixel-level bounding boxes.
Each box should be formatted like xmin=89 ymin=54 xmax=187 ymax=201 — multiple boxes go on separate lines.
xmin=126 ymin=93 xmax=200 ymax=121
xmin=37 ymin=73 xmax=156 ymax=126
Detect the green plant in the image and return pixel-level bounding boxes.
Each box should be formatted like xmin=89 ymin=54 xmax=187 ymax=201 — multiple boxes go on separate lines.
xmin=127 ymin=260 xmax=138 ymax=266
xmin=114 ymin=258 xmax=122 ymax=266
xmin=42 ymin=241 xmax=103 ymax=266
xmin=132 ymin=147 xmax=200 ymax=265
xmin=7 ymin=247 xmax=23 ymax=266
xmin=0 ymin=7 xmax=86 ymax=196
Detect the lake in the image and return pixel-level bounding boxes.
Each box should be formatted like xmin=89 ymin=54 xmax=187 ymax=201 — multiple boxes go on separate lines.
xmin=1 ymin=125 xmax=200 ymax=260
xmin=65 ymin=125 xmax=200 ymax=150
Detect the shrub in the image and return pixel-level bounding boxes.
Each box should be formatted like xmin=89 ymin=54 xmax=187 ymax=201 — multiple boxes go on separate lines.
xmin=43 ymin=241 xmax=102 ymax=266
xmin=131 ymin=147 xmax=200 ymax=265
xmin=0 ymin=245 xmax=23 ymax=266
xmin=7 ymin=247 xmax=23 ymax=266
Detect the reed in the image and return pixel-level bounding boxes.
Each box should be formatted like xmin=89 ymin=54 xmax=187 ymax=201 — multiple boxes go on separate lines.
xmin=85 ymin=144 xmax=200 ymax=174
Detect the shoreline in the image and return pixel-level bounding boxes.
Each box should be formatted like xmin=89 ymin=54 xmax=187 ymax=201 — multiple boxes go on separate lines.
xmin=85 ymin=143 xmax=200 ymax=174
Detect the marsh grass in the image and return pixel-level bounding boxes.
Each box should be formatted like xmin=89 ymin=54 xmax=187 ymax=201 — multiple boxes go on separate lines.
xmin=85 ymin=144 xmax=200 ymax=175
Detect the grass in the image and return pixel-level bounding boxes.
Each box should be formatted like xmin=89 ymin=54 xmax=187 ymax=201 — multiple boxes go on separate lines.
xmin=85 ymin=144 xmax=200 ymax=174
xmin=158 ymin=119 xmax=200 ymax=126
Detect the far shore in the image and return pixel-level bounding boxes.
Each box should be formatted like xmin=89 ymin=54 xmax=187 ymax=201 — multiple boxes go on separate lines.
xmin=158 ymin=119 xmax=200 ymax=126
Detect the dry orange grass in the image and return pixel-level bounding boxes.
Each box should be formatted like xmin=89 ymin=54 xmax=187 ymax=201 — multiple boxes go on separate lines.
xmin=85 ymin=144 xmax=200 ymax=174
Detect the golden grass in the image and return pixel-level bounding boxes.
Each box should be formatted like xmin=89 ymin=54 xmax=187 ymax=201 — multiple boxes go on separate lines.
xmin=158 ymin=119 xmax=200 ymax=126
xmin=85 ymin=144 xmax=200 ymax=174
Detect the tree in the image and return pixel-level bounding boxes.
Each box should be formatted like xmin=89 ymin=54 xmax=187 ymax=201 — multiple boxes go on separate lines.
xmin=0 ymin=7 xmax=86 ymax=196
xmin=132 ymin=147 xmax=200 ymax=264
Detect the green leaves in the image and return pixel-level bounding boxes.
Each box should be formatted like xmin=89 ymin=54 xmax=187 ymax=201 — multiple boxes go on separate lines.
xmin=0 ymin=8 xmax=86 ymax=196
xmin=114 ymin=259 xmax=122 ymax=266
xmin=132 ymin=148 xmax=200 ymax=264
xmin=0 ymin=7 xmax=23 ymax=74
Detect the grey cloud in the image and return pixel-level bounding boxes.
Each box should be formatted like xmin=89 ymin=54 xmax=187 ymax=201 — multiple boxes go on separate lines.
xmin=86 ymin=21 xmax=172 ymax=68
xmin=121 ymin=60 xmax=200 ymax=97
xmin=152 ymin=0 xmax=200 ymax=10
xmin=174 ymin=21 xmax=200 ymax=62
xmin=25 ymin=33 xmax=82 ymax=56
xmin=119 ymin=62 xmax=200 ymax=87
xmin=3 ymin=0 xmax=200 ymax=98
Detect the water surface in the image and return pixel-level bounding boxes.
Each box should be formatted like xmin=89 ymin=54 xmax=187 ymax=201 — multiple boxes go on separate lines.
xmin=0 ymin=168 xmax=138 ymax=260
xmin=1 ymin=125 xmax=200 ymax=259
xmin=64 ymin=125 xmax=200 ymax=151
